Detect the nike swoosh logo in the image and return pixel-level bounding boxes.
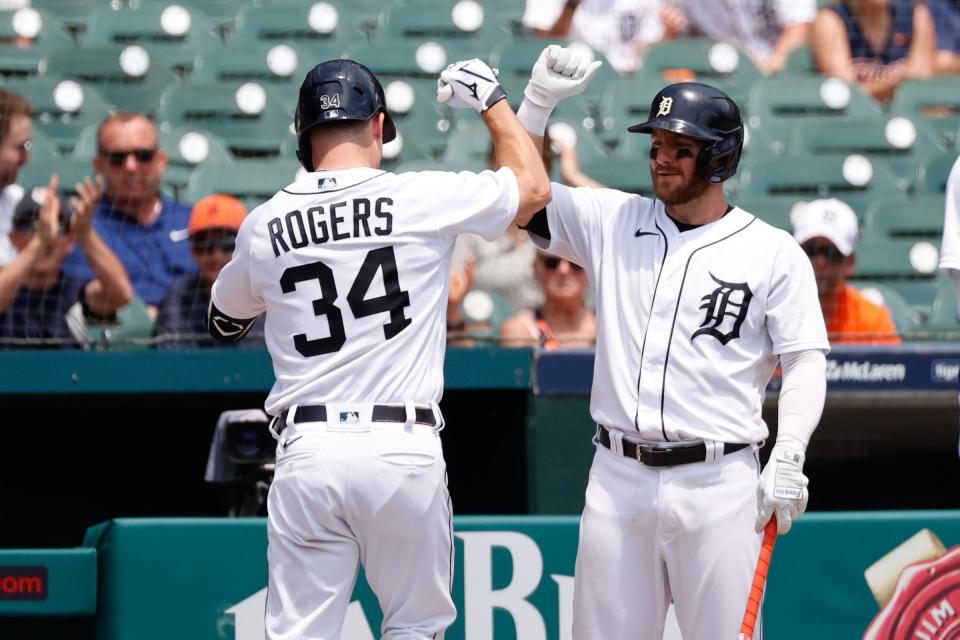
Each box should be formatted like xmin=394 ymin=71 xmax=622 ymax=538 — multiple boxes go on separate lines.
xmin=169 ymin=228 xmax=190 ymax=242
xmin=635 ymin=230 xmax=657 ymax=237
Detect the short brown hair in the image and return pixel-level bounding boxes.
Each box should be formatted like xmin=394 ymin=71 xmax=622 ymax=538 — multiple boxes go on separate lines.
xmin=0 ymin=89 xmax=32 ymax=145
xmin=96 ymin=111 xmax=157 ymax=152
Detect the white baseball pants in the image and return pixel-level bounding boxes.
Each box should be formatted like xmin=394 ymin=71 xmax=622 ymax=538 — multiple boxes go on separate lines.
xmin=265 ymin=414 xmax=455 ymax=640
xmin=573 ymin=443 xmax=764 ymax=640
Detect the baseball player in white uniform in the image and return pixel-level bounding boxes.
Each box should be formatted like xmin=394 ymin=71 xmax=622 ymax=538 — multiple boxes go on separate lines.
xmin=515 ymin=47 xmax=830 ymax=638
xmin=938 ymin=154 xmax=960 ymax=457
xmin=206 ymin=58 xmax=559 ymax=639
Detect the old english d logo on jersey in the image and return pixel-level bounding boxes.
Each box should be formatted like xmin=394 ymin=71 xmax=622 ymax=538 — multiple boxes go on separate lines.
xmin=692 ymin=272 xmax=753 ymax=345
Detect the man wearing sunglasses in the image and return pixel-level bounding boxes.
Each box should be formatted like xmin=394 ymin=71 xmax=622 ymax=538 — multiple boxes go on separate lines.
xmin=793 ymin=198 xmax=900 ymax=344
xmin=61 ymin=112 xmax=194 ymax=318
xmin=0 ymin=89 xmax=34 ymax=267
xmin=0 ymin=175 xmax=132 ymax=348
xmin=155 ymin=194 xmax=263 ymax=349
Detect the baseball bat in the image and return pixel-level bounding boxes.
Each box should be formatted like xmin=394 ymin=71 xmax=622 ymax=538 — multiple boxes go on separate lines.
xmin=737 ymin=515 xmax=778 ymax=640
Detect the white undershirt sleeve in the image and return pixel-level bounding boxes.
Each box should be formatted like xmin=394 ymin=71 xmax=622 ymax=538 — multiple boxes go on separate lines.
xmin=777 ymin=349 xmax=828 ymax=451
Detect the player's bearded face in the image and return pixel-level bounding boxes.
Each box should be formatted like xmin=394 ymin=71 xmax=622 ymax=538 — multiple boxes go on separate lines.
xmin=649 ymin=131 xmax=709 ymax=205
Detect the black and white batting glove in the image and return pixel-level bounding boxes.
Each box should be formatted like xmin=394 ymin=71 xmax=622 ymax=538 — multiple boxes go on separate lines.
xmin=524 ymin=44 xmax=603 ymax=110
xmin=437 ymin=58 xmax=507 ymax=113
xmin=756 ymin=443 xmax=809 ymax=534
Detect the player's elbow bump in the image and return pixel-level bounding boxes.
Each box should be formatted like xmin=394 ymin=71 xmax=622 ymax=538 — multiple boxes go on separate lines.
xmin=208 ymin=302 xmax=256 ymax=343
xmin=530 ymin=176 xmax=553 ymax=211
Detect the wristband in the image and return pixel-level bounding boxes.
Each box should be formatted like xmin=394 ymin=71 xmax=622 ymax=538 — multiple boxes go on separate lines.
xmin=517 ymin=98 xmax=552 ymax=135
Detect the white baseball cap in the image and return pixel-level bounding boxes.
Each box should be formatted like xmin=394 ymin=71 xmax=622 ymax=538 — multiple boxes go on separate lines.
xmin=791 ymin=198 xmax=859 ymax=256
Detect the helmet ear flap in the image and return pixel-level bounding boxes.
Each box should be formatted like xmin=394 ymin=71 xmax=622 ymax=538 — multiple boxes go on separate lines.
xmin=696 ymin=129 xmax=743 ymax=183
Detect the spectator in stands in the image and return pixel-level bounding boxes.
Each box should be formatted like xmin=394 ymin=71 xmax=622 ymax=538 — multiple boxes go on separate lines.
xmin=448 ymin=135 xmax=600 ymax=334
xmin=665 ymin=0 xmax=815 ymax=75
xmin=811 ymin=0 xmax=936 ymax=103
xmin=500 ymin=251 xmax=596 ymax=348
xmin=793 ymin=198 xmax=900 ymax=344
xmin=61 ymin=112 xmax=194 ymax=318
xmin=0 ymin=175 xmax=133 ymax=348
xmin=927 ymin=0 xmax=960 ymax=74
xmin=155 ymin=194 xmax=263 ymax=348
xmin=938 ymin=156 xmax=960 ymax=320
xmin=0 ymin=89 xmax=33 ymax=266
xmin=522 ymin=0 xmax=678 ymax=73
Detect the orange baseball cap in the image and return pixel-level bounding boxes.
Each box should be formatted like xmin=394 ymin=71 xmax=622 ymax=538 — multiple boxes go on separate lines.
xmin=188 ymin=194 xmax=247 ymax=235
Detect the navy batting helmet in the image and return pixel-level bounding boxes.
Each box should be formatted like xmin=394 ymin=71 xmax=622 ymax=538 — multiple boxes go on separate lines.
xmin=294 ymin=59 xmax=397 ymax=171
xmin=629 ymin=82 xmax=743 ymax=183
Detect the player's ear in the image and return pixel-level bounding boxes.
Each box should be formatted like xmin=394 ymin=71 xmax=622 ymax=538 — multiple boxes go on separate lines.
xmin=372 ymin=113 xmax=385 ymax=143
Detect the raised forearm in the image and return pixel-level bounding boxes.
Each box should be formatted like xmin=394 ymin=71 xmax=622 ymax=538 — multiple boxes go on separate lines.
xmin=77 ymin=230 xmax=133 ymax=311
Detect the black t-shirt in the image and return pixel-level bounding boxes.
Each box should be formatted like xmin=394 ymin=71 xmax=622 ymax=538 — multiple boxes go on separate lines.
xmin=0 ymin=273 xmax=87 ymax=349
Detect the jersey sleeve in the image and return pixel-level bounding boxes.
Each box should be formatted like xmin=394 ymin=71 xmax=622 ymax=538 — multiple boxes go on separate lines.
xmin=766 ymin=236 xmax=831 ymax=354
xmin=434 ymin=167 xmax=519 ymax=242
xmin=209 ymin=212 xmax=264 ymax=320
xmin=529 ymin=183 xmax=614 ymax=272
xmin=775 ymin=0 xmax=816 ymax=25
xmin=522 ymin=0 xmax=565 ymax=31
xmin=939 ymin=156 xmax=960 ymax=272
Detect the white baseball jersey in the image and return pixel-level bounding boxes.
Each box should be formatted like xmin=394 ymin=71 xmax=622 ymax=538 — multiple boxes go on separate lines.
xmin=534 ymin=184 xmax=829 ymax=444
xmin=211 ymin=166 xmax=518 ymax=415
xmin=670 ymin=0 xmax=815 ymax=60
xmin=522 ymin=0 xmax=666 ymax=72
xmin=939 ymin=156 xmax=960 ymax=274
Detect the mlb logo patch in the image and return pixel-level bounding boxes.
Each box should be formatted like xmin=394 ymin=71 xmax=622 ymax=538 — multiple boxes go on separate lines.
xmin=324 ymin=110 xmax=339 ymax=119
xmin=339 ymin=411 xmax=360 ymax=423
xmin=318 ymin=177 xmax=338 ymax=190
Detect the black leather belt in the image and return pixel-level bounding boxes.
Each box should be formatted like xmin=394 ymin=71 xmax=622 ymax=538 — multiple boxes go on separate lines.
xmin=597 ymin=424 xmax=748 ymax=467
xmin=274 ymin=404 xmax=437 ymax=435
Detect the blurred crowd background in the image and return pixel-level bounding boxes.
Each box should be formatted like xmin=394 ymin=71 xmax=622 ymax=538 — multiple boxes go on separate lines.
xmin=0 ymin=0 xmax=958 ymax=349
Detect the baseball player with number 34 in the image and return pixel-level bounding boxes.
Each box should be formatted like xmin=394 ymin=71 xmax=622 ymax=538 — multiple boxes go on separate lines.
xmin=513 ymin=46 xmax=831 ymax=639
xmin=206 ymin=56 xmax=556 ymax=638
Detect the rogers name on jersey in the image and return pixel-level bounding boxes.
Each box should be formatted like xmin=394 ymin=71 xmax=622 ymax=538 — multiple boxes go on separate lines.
xmin=825 ymin=360 xmax=907 ymax=382
xmin=267 ymin=197 xmax=394 ymax=257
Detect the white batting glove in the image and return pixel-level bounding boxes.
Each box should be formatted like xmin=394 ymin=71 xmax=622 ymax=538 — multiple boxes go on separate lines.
xmin=756 ymin=444 xmax=809 ymax=534
xmin=437 ymin=58 xmax=507 ymax=113
xmin=524 ymin=44 xmax=603 ymax=110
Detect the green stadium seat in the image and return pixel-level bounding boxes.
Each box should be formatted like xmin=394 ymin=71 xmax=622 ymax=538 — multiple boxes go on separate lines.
xmin=460 ymin=287 xmax=516 ymax=340
xmin=856 ymin=283 xmax=923 ymax=335
xmin=83 ymin=295 xmax=156 ymax=351
xmin=783 ymin=45 xmax=815 ymax=73
xmin=849 ymin=238 xmax=942 ymax=311
xmin=863 ymin=195 xmax=945 ymax=241
xmin=889 ymin=77 xmax=960 ymax=149
xmin=578 ymin=156 xmax=652 ymax=195
xmin=746 ymin=74 xmax=881 ymax=154
xmin=0 ymin=7 xmax=73 ymax=77
xmin=142 ymin=0 xmax=245 ymax=27
xmin=342 ymin=39 xmax=457 ymax=88
xmin=916 ymin=154 xmax=958 ymax=194
xmin=1 ymin=76 xmax=112 ymax=153
xmin=192 ymin=42 xmax=313 ymax=85
xmin=389 ymin=98 xmax=452 ymax=158
xmin=377 ymin=1 xmax=509 ymax=59
xmin=157 ymin=81 xmax=292 ymax=157
xmin=731 ymin=195 xmax=801 ymax=231
xmin=27 ymin=127 xmax=62 ymax=164
xmin=736 ymin=153 xmax=905 ymax=212
xmin=596 ymin=72 xmax=665 ymax=148
xmin=234 ymin=0 xmax=373 ymax=49
xmin=926 ymin=277 xmax=960 ymax=329
xmin=17 ymin=157 xmax=97 ymax=195
xmin=638 ymin=38 xmax=761 ymax=107
xmin=186 ymin=159 xmax=303 ymax=211
xmin=83 ymin=4 xmax=223 ymax=72
xmin=43 ymin=45 xmax=179 ymax=116
xmin=785 ymin=116 xmax=942 ymax=192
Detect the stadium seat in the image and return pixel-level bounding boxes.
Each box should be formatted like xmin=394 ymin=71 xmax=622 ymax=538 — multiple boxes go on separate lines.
xmin=889 ymin=76 xmax=960 ymax=149
xmin=783 ymin=45 xmax=815 ymax=73
xmin=596 ymin=72 xmax=665 ymax=147
xmin=926 ymin=277 xmax=960 ymax=329
xmin=43 ymin=45 xmax=179 ymax=116
xmin=192 ymin=42 xmax=313 ymax=85
xmin=146 ymin=0 xmax=246 ymax=28
xmin=234 ymin=0 xmax=373 ymax=49
xmin=0 ymin=7 xmax=73 ymax=77
xmin=863 ymin=195 xmax=945 ymax=241
xmin=638 ymin=38 xmax=761 ymax=107
xmin=17 ymin=157 xmax=97 ymax=194
xmin=736 ymin=152 xmax=905 ymax=212
xmin=849 ymin=238 xmax=942 ymax=311
xmin=83 ymin=295 xmax=156 ymax=351
xmin=460 ymin=287 xmax=516 ymax=341
xmin=83 ymin=4 xmax=223 ymax=72
xmin=1 ymin=76 xmax=112 ymax=153
xmin=857 ymin=283 xmax=923 ymax=335
xmin=185 ymin=159 xmax=303 ymax=210
xmin=27 ymin=127 xmax=62 ymax=164
xmin=30 ymin=0 xmax=101 ymax=33
xmin=157 ymin=81 xmax=292 ymax=157
xmin=746 ymin=74 xmax=881 ymax=154
xmin=730 ymin=195 xmax=800 ymax=232
xmin=578 ymin=156 xmax=652 ymax=195
xmin=377 ymin=1 xmax=508 ymax=59
xmin=785 ymin=116 xmax=942 ymax=192
xmin=916 ymin=154 xmax=957 ymax=194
